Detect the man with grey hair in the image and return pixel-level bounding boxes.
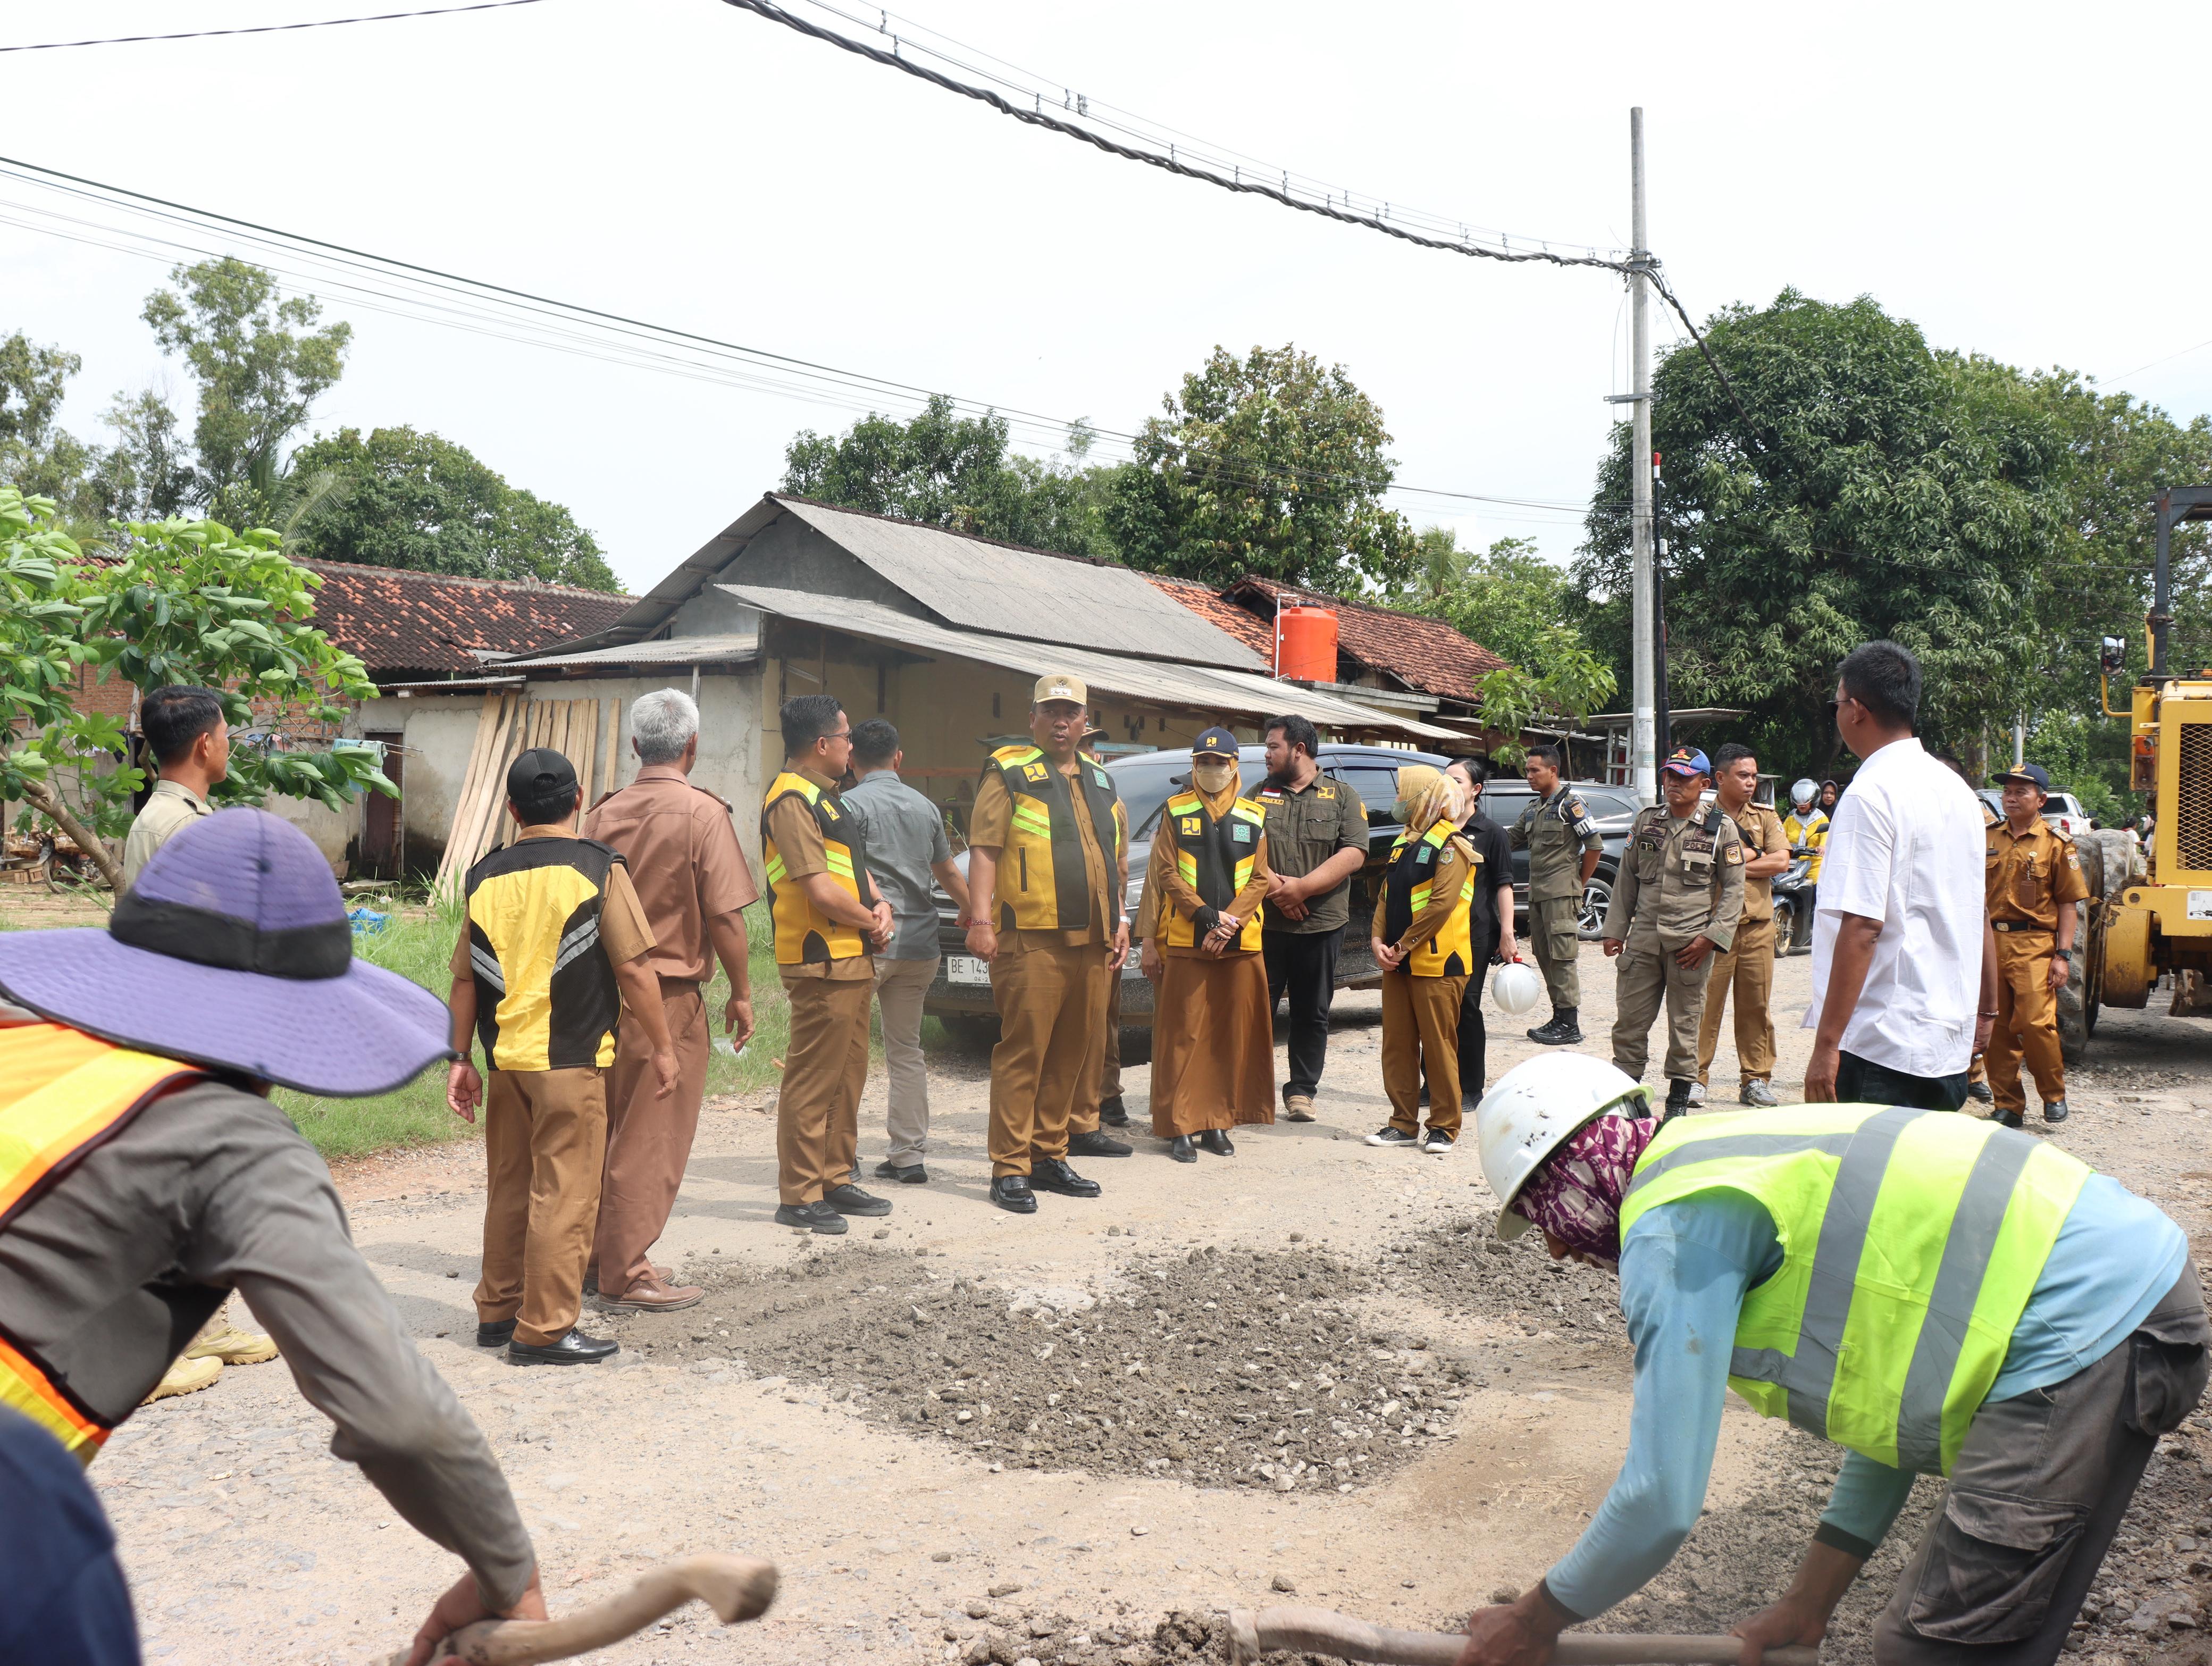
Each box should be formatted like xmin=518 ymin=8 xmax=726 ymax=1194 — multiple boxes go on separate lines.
xmin=581 ymin=687 xmax=758 ymax=1313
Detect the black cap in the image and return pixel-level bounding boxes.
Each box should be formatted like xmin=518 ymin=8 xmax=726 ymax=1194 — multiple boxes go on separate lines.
xmin=507 ymin=746 xmax=578 ymax=803
xmin=1994 ymin=763 xmax=2052 ymax=793
xmin=1193 ymin=726 xmax=1239 ymax=757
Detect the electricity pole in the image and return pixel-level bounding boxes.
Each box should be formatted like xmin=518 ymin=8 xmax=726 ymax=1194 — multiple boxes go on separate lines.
xmin=1628 ymin=107 xmax=1657 ymax=805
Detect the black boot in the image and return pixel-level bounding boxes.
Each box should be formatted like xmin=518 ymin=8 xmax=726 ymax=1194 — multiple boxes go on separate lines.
xmin=1168 ymin=1135 xmax=1197 ymax=1163
xmin=1660 ymin=1079 xmax=1693 ymax=1124
xmin=1197 ymin=1128 xmax=1235 ymax=1157
xmin=1527 ymin=1008 xmax=1583 ymax=1046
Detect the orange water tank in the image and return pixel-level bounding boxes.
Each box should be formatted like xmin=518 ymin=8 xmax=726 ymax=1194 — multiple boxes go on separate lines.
xmin=1275 ymin=606 xmax=1338 ymax=682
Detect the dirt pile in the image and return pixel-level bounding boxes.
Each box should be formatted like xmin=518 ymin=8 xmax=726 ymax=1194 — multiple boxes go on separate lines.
xmin=927 ymin=1604 xmax=1340 ymax=1666
xmin=594 ymin=1242 xmax=1516 ymax=1492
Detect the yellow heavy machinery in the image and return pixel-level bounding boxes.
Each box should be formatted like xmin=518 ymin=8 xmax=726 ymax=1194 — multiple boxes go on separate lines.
xmin=2069 ymin=485 xmax=2212 ymax=1058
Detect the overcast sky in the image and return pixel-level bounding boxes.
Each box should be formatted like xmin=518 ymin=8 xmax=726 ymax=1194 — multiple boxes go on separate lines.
xmin=7 ymin=0 xmax=2211 ymax=595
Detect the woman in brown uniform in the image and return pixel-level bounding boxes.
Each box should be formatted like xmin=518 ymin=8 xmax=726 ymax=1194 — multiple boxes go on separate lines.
xmin=1367 ymin=766 xmax=1481 ymax=1156
xmin=1142 ymin=727 xmax=1277 ymax=1161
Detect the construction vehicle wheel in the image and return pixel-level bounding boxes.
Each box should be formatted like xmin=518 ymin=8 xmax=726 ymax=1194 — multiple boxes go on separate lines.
xmin=2057 ymin=951 xmax=2090 ymax=1065
xmin=2080 ymin=830 xmax=2137 ymax=901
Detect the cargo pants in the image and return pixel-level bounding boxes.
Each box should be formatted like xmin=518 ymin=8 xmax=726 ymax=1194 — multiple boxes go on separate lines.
xmin=1528 ymin=895 xmax=1582 ymax=1010
xmin=1610 ymin=937 xmax=1715 ymax=1086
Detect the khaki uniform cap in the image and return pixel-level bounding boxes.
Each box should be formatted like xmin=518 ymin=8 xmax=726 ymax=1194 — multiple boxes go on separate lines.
xmin=1033 ymin=673 xmax=1087 ymax=706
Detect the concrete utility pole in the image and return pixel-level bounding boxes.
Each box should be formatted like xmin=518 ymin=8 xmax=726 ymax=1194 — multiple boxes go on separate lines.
xmin=1628 ymin=107 xmax=1657 ymax=805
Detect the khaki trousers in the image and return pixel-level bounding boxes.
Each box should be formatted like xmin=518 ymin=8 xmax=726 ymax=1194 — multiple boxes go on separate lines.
xmin=590 ymin=982 xmax=710 ymax=1298
xmin=1382 ymin=970 xmax=1468 ymax=1135
xmin=1695 ymin=915 xmax=1778 ymax=1087
xmin=1078 ymin=968 xmax=1126 ymax=1135
xmin=1989 ymin=931 xmax=2066 ymax=1111
xmin=476 ymin=1067 xmax=607 ymax=1347
xmin=873 ymin=955 xmax=937 ymax=1164
xmin=1529 ymin=895 xmax=1582 ymax=1009
xmin=776 ymin=975 xmax=871 ymax=1205
xmin=1611 ymin=939 xmax=1716 ymax=1085
xmin=988 ymin=942 xmax=1109 ymax=1177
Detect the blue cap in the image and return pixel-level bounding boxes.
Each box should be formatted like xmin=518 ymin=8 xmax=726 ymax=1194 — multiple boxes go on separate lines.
xmin=1193 ymin=726 xmax=1240 ymax=757
xmin=1995 ymin=763 xmax=2052 ymax=793
xmin=1662 ymin=746 xmax=1711 ymax=776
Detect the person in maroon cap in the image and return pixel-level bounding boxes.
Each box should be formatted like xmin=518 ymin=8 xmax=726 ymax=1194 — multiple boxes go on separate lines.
xmin=0 ymin=808 xmax=549 ymax=1663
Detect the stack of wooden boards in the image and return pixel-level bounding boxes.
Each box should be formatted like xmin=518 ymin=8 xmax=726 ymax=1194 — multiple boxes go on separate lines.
xmin=433 ymin=691 xmax=621 ymax=895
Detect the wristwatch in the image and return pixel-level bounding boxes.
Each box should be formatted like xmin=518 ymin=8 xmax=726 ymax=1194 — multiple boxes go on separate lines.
xmin=2053 ymin=948 xmax=2073 ymax=961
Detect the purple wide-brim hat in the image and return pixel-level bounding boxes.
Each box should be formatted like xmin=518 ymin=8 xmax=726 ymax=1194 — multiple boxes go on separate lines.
xmin=0 ymin=808 xmax=455 ymax=1096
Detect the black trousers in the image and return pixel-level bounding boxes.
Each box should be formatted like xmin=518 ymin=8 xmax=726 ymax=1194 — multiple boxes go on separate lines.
xmin=1836 ymin=1048 xmax=1970 ymax=1111
xmin=1263 ymin=930 xmax=1339 ymax=1100
xmin=1450 ymin=926 xmax=1501 ymax=1103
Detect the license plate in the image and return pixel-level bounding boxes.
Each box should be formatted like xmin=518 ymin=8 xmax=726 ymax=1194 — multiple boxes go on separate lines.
xmin=945 ymin=954 xmax=993 ymax=986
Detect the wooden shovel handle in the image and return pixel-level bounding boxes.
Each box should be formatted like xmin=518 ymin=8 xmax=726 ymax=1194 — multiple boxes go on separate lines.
xmin=400 ymin=1554 xmax=777 ymax=1666
xmin=1228 ymin=1606 xmax=1819 ymax=1666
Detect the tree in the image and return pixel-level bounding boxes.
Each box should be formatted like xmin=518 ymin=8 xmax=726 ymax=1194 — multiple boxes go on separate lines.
xmin=783 ymin=397 xmax=1119 ymax=558
xmin=0 ymin=331 xmax=99 ymax=522
xmin=1 ymin=488 xmax=390 ymax=890
xmin=1405 ymin=533 xmax=1579 ymax=672
xmin=141 ymin=257 xmax=351 ymax=524
xmin=91 ymin=388 xmax=196 ymax=523
xmin=1577 ymin=291 xmax=2072 ymax=776
xmin=1106 ymin=344 xmax=1416 ymax=593
xmin=288 ymin=426 xmax=619 ymax=590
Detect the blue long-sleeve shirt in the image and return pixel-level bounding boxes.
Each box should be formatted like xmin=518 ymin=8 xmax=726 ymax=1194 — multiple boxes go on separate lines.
xmin=1544 ymin=1176 xmax=2186 ymax=1619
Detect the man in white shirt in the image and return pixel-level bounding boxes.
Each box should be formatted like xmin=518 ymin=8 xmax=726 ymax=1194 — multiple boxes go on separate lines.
xmin=1804 ymin=641 xmax=1997 ymax=1108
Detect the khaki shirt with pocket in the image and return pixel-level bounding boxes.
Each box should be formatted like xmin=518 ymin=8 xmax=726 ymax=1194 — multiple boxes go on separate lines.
xmin=1602 ymin=806 xmax=1746 ymax=951
xmin=1254 ymin=774 xmax=1369 ymax=935
xmin=1985 ymin=819 xmax=2089 ymax=932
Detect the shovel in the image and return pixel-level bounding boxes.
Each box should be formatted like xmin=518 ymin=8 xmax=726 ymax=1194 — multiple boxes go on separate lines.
xmin=1227 ymin=1606 xmax=1820 ymax=1666
xmin=392 ymin=1554 xmax=777 ymax=1665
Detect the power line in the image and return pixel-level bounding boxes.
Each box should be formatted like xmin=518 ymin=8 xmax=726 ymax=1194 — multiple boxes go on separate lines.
xmin=0 ymin=0 xmax=550 ymax=54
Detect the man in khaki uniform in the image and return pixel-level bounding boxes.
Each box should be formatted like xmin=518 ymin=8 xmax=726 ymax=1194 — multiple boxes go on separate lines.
xmin=1602 ymin=746 xmax=1745 ymax=1120
xmin=581 ymin=688 xmax=757 ymax=1312
xmin=1985 ymin=763 xmax=2088 ymax=1127
xmin=1693 ymin=743 xmax=1792 ymax=1107
xmin=1511 ymin=742 xmax=1605 ymax=1045
xmin=122 ymin=685 xmax=229 ymax=892
xmin=966 ymin=674 xmax=1129 ymax=1214
xmin=760 ymin=694 xmax=894 ymax=1236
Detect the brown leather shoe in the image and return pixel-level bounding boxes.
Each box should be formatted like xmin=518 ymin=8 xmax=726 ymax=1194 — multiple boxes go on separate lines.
xmin=584 ymin=1261 xmax=672 ymax=1296
xmin=597 ymin=1274 xmax=704 ymax=1313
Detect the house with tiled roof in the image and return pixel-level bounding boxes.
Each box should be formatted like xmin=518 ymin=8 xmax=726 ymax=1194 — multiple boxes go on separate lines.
xmin=299 ymin=560 xmax=632 ymax=686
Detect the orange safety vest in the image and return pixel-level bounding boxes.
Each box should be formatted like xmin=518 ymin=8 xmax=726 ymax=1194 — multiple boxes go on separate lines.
xmin=0 ymin=1023 xmax=204 ymax=1462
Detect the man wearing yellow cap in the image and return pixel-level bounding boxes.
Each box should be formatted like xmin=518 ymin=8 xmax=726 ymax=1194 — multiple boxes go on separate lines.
xmin=965 ymin=674 xmax=1129 ymax=1213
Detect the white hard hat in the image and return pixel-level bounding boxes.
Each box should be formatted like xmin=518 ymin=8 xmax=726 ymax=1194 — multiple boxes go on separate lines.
xmin=1474 ymin=1053 xmax=1648 ymax=1240
xmin=1489 ymin=960 xmax=1544 ymax=1016
xmin=1791 ymin=778 xmax=1817 ymax=807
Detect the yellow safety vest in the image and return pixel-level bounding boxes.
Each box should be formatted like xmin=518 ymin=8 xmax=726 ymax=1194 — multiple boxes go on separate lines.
xmin=1783 ymin=809 xmax=1829 ymax=884
xmin=0 ymin=1024 xmax=204 ymax=1463
xmin=1381 ymin=822 xmax=1477 ymax=976
xmin=1619 ymin=1103 xmax=2090 ymax=1475
xmin=760 ymin=771 xmax=871 ymax=967
xmin=1160 ymin=790 xmax=1266 ymax=952
xmin=983 ymin=745 xmax=1124 ymax=933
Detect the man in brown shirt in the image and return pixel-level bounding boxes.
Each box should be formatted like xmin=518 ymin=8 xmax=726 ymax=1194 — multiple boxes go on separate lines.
xmin=966 ymin=674 xmax=1128 ymax=1213
xmin=1694 ymin=743 xmax=1793 ymax=1107
xmin=1985 ymin=763 xmax=2089 ymax=1127
xmin=580 ymin=689 xmax=758 ymax=1312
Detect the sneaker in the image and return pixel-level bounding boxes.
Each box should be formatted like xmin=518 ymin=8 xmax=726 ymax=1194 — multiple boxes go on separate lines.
xmin=1364 ymin=1126 xmax=1420 ymax=1149
xmin=1526 ymin=1012 xmax=1583 ymax=1047
xmin=824 ymin=1183 xmax=892 ymax=1218
xmin=1068 ymin=1129 xmax=1133 ymax=1158
xmin=774 ymin=1201 xmax=849 ymax=1235
xmin=1741 ymin=1080 xmax=1780 ymax=1108
xmin=1283 ymin=1093 xmax=1317 ymax=1123
xmin=142 ymin=1354 xmax=222 ymax=1404
xmin=2042 ymin=1099 xmax=2069 ymax=1124
xmin=1965 ymin=1079 xmax=1993 ymax=1104
xmin=1421 ymin=1128 xmax=1456 ymax=1156
xmin=186 ymin=1328 xmax=279 ymax=1367
xmin=1687 ymin=1082 xmax=1708 ymax=1107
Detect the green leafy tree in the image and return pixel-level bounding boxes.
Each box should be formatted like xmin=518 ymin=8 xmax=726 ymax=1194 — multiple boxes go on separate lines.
xmin=1472 ymin=632 xmax=1619 ymax=770
xmin=1409 ymin=534 xmax=1579 ymax=672
xmin=783 ymin=398 xmax=1119 ymax=558
xmin=91 ymin=387 xmax=197 ymax=523
xmin=0 ymin=331 xmax=100 ymax=523
xmin=1 ymin=487 xmax=390 ymax=890
xmin=289 ymin=425 xmax=618 ymax=589
xmin=1107 ymin=344 xmax=1416 ymax=593
xmin=141 ymin=257 xmax=351 ymax=523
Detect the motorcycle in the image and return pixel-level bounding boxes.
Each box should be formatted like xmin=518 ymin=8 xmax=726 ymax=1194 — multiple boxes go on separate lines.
xmin=1770 ymin=848 xmax=1816 ymax=956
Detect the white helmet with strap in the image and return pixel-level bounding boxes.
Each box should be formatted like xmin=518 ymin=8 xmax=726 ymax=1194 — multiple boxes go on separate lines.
xmin=1474 ymin=1053 xmax=1648 ymax=1240
xmin=1790 ymin=777 xmax=1818 ymax=810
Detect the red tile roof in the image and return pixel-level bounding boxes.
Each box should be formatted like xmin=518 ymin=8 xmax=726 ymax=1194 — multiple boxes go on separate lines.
xmin=1141 ymin=573 xmax=1509 ymax=698
xmin=299 ymin=560 xmax=632 ymax=680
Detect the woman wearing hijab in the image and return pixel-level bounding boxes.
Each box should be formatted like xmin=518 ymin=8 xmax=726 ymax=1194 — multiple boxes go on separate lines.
xmin=1460 ymin=1053 xmax=2207 ymax=1666
xmin=1142 ymin=727 xmax=1276 ymax=1161
xmin=1818 ymin=777 xmax=1842 ymax=813
xmin=1364 ymin=764 xmax=1481 ymax=1156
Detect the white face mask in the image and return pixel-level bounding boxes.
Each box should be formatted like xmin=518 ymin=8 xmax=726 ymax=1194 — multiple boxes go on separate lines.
xmin=1192 ymin=760 xmax=1237 ymax=794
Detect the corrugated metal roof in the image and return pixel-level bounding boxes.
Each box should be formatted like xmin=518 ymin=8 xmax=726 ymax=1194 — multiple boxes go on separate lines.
xmin=503 ymin=633 xmax=760 ymax=671
xmin=715 ymin=583 xmax=1461 ymax=741
xmin=773 ymin=499 xmax=1267 ymax=671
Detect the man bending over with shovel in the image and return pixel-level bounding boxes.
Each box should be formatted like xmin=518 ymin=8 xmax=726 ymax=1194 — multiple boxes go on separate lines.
xmin=1460 ymin=1052 xmax=2207 ymax=1666
xmin=0 ymin=810 xmax=542 ymax=1662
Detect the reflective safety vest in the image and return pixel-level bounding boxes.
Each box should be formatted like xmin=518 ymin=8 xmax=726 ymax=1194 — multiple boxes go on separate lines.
xmin=1783 ymin=808 xmax=1830 ymax=884
xmin=1619 ymin=1104 xmax=2091 ymax=1476
xmin=983 ymin=745 xmax=1124 ymax=933
xmin=1381 ymin=823 xmax=1477 ymax=976
xmin=760 ymin=770 xmax=873 ymax=967
xmin=465 ymin=835 xmax=626 ymax=1070
xmin=1160 ymin=790 xmax=1266 ymax=951
xmin=1 ymin=1024 xmax=204 ymax=1462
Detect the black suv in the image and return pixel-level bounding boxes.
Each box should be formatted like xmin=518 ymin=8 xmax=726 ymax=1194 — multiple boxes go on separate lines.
xmin=920 ymin=745 xmax=1635 ymax=1036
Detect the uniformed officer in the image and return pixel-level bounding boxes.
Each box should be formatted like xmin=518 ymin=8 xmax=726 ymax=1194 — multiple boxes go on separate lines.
xmin=1510 ymin=743 xmax=1604 ymax=1044
xmin=1256 ymin=714 xmax=1370 ymax=1120
xmin=965 ymin=673 xmax=1129 ymax=1213
xmin=1602 ymin=746 xmax=1745 ymax=1119
xmin=1985 ymin=763 xmax=2087 ymax=1127
xmin=1691 ymin=743 xmax=1790 ymax=1108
